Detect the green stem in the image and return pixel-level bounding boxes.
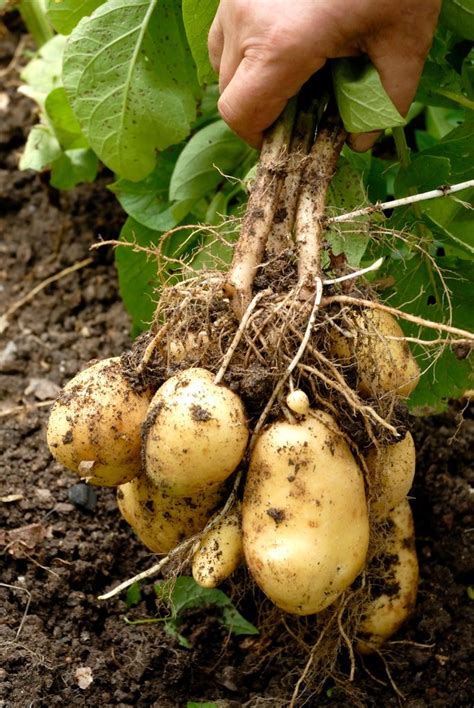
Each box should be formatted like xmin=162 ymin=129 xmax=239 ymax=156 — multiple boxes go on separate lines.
xmin=20 ymin=0 xmax=54 ymax=48
xmin=392 ymin=126 xmax=441 ymax=308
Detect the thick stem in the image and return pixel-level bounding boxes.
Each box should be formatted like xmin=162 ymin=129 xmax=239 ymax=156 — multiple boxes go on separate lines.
xmin=224 ymin=99 xmax=297 ymax=319
xmin=19 ymin=0 xmax=54 ymax=47
xmin=266 ymin=89 xmax=320 ymax=256
xmin=295 ymin=102 xmax=346 ymax=298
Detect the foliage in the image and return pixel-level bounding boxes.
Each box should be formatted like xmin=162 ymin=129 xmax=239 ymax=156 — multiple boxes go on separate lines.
xmin=15 ymin=0 xmax=474 ymax=413
xmin=154 ymin=576 xmax=258 ymax=648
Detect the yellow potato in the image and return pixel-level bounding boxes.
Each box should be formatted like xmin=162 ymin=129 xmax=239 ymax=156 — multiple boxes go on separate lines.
xmin=366 ymin=432 xmax=416 ymax=519
xmin=192 ymin=503 xmax=243 ymax=588
xmin=242 ymin=411 xmax=369 ymax=615
xmin=117 ymin=473 xmax=223 ymax=554
xmin=144 ymin=368 xmax=249 ymax=496
xmin=329 ymin=309 xmax=420 ymax=398
xmin=47 ymin=357 xmax=152 ymax=486
xmin=357 ymin=498 xmax=419 ymax=654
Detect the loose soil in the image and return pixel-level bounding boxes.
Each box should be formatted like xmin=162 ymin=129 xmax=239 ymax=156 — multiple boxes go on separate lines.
xmin=1 ymin=20 xmax=473 ymax=708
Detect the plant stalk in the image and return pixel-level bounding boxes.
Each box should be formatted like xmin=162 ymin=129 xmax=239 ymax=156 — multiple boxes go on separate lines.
xmin=295 ymin=101 xmax=346 ymax=298
xmin=19 ymin=0 xmax=54 ymax=48
xmin=224 ymin=98 xmax=297 ymax=319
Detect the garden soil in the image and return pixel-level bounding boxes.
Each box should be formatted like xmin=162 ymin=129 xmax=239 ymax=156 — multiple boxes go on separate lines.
xmin=1 ymin=21 xmax=473 ymax=708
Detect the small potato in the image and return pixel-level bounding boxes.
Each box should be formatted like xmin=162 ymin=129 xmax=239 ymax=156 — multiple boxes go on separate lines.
xmin=286 ymin=389 xmax=310 ymax=416
xmin=357 ymin=498 xmax=419 ymax=654
xmin=47 ymin=357 xmax=152 ymax=486
xmin=192 ymin=503 xmax=243 ymax=588
xmin=366 ymin=432 xmax=416 ymax=519
xmin=117 ymin=474 xmax=223 ymax=553
xmin=242 ymin=411 xmax=369 ymax=615
xmin=144 ymin=368 xmax=248 ymax=496
xmin=329 ymin=309 xmax=420 ymax=398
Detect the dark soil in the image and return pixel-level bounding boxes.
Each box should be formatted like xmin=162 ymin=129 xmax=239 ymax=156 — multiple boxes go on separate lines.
xmin=1 ymin=21 xmax=473 ymax=708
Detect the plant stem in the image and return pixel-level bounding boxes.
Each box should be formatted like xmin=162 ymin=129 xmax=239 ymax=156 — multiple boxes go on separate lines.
xmin=224 ymin=98 xmax=297 ymax=319
xmin=295 ymin=100 xmax=346 ymax=298
xmin=19 ymin=0 xmax=54 ymax=48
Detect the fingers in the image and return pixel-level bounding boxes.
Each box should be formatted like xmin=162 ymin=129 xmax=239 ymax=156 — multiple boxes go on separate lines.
xmin=208 ymin=15 xmax=224 ymax=74
xmin=218 ymin=53 xmax=326 ymax=147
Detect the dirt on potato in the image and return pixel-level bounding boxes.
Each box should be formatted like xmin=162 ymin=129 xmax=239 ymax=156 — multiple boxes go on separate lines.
xmin=1 ymin=19 xmax=473 ymax=708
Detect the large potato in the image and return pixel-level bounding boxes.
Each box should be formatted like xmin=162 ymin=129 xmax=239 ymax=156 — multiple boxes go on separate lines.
xmin=144 ymin=368 xmax=249 ymax=496
xmin=329 ymin=309 xmax=420 ymax=398
xmin=117 ymin=473 xmax=223 ymax=554
xmin=357 ymin=498 xmax=419 ymax=654
xmin=47 ymin=357 xmax=152 ymax=486
xmin=242 ymin=411 xmax=369 ymax=615
xmin=192 ymin=503 xmax=243 ymax=588
xmin=366 ymin=432 xmax=416 ymax=519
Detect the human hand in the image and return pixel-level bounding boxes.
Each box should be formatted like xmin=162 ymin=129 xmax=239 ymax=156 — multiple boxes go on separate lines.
xmin=208 ymin=0 xmax=441 ymax=150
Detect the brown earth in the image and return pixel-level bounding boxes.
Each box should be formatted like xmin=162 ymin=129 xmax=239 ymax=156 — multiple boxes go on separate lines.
xmin=1 ymin=19 xmax=473 ymax=708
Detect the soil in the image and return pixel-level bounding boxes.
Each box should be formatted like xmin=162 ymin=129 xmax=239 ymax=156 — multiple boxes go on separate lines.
xmin=1 ymin=20 xmax=473 ymax=708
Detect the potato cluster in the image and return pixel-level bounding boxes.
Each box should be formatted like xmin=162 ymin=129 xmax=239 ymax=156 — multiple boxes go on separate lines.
xmin=47 ymin=308 xmax=419 ymax=652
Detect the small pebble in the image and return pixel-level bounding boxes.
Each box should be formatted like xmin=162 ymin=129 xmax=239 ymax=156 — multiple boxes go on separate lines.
xmin=68 ymin=483 xmax=97 ymax=512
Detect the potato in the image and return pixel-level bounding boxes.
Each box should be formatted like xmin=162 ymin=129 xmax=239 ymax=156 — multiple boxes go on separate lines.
xmin=117 ymin=473 xmax=223 ymax=554
xmin=47 ymin=357 xmax=152 ymax=486
xmin=366 ymin=432 xmax=416 ymax=519
xmin=357 ymin=498 xmax=419 ymax=654
xmin=192 ymin=503 xmax=243 ymax=588
xmin=242 ymin=411 xmax=369 ymax=615
xmin=329 ymin=309 xmax=420 ymax=398
xmin=144 ymin=368 xmax=249 ymax=496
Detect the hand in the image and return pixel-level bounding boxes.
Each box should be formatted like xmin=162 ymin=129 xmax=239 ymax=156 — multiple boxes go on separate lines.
xmin=208 ymin=0 xmax=441 ymax=150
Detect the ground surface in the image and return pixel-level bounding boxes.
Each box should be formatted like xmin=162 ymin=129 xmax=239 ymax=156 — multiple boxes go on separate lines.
xmin=1 ymin=20 xmax=473 ymax=708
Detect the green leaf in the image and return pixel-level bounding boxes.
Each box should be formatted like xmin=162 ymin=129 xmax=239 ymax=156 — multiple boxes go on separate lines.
xmin=170 ymin=120 xmax=252 ymax=201
xmin=416 ymin=59 xmax=470 ymax=109
xmin=63 ymin=0 xmax=199 ymax=181
xmin=417 ymin=122 xmax=474 ymax=181
xmin=187 ymin=703 xmax=218 ymax=708
xmin=50 ymin=148 xmax=98 ymax=189
xmin=440 ymin=0 xmax=474 ymax=40
xmin=394 ymin=155 xmax=452 ymax=197
xmin=155 ymin=577 xmax=259 ymax=638
xmin=182 ymin=0 xmax=218 ymax=85
xmin=380 ymin=254 xmax=474 ymax=414
xmin=125 ymin=581 xmax=142 ymax=608
xmin=324 ymin=159 xmax=370 ymax=267
xmin=332 ymin=58 xmax=405 ymax=133
xmin=19 ymin=124 xmax=62 ymax=171
xmin=115 ymin=218 xmax=160 ymax=336
xmin=44 ymin=87 xmax=88 ymax=149
xmin=46 ymin=0 xmax=106 ymax=34
xmin=19 ymin=34 xmax=66 ymax=105
xmin=110 ymin=146 xmax=194 ymax=231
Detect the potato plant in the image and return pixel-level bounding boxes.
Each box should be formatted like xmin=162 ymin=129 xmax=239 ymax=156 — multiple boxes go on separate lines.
xmin=14 ymin=0 xmax=473 ymax=702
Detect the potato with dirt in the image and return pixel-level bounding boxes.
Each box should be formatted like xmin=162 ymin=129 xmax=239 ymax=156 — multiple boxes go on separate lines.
xmin=357 ymin=498 xmax=419 ymax=653
xmin=366 ymin=432 xmax=416 ymax=518
xmin=192 ymin=503 xmax=243 ymax=588
xmin=329 ymin=309 xmax=420 ymax=398
xmin=242 ymin=411 xmax=369 ymax=615
xmin=117 ymin=474 xmax=223 ymax=553
xmin=47 ymin=357 xmax=152 ymax=486
xmin=144 ymin=367 xmax=249 ymax=496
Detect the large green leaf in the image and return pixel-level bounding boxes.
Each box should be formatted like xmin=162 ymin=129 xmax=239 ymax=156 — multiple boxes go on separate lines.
xmin=63 ymin=0 xmax=199 ymax=181
xmin=46 ymin=0 xmax=106 ymax=34
xmin=325 ymin=158 xmax=370 ymax=267
xmin=19 ymin=34 xmax=66 ymax=105
xmin=332 ymin=58 xmax=405 ymax=133
xmin=170 ymin=120 xmax=252 ymax=201
xmin=115 ymin=218 xmax=160 ymax=336
xmin=109 ymin=146 xmax=194 ymax=231
xmin=440 ymin=0 xmax=474 ymax=40
xmin=417 ymin=122 xmax=474 ymax=181
xmin=50 ymin=148 xmax=98 ymax=189
xmin=44 ymin=87 xmax=88 ymax=149
xmin=19 ymin=124 xmax=62 ymax=171
xmin=394 ymin=155 xmax=452 ymax=197
xmin=380 ymin=254 xmax=474 ymax=414
xmin=182 ymin=0 xmax=218 ymax=85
